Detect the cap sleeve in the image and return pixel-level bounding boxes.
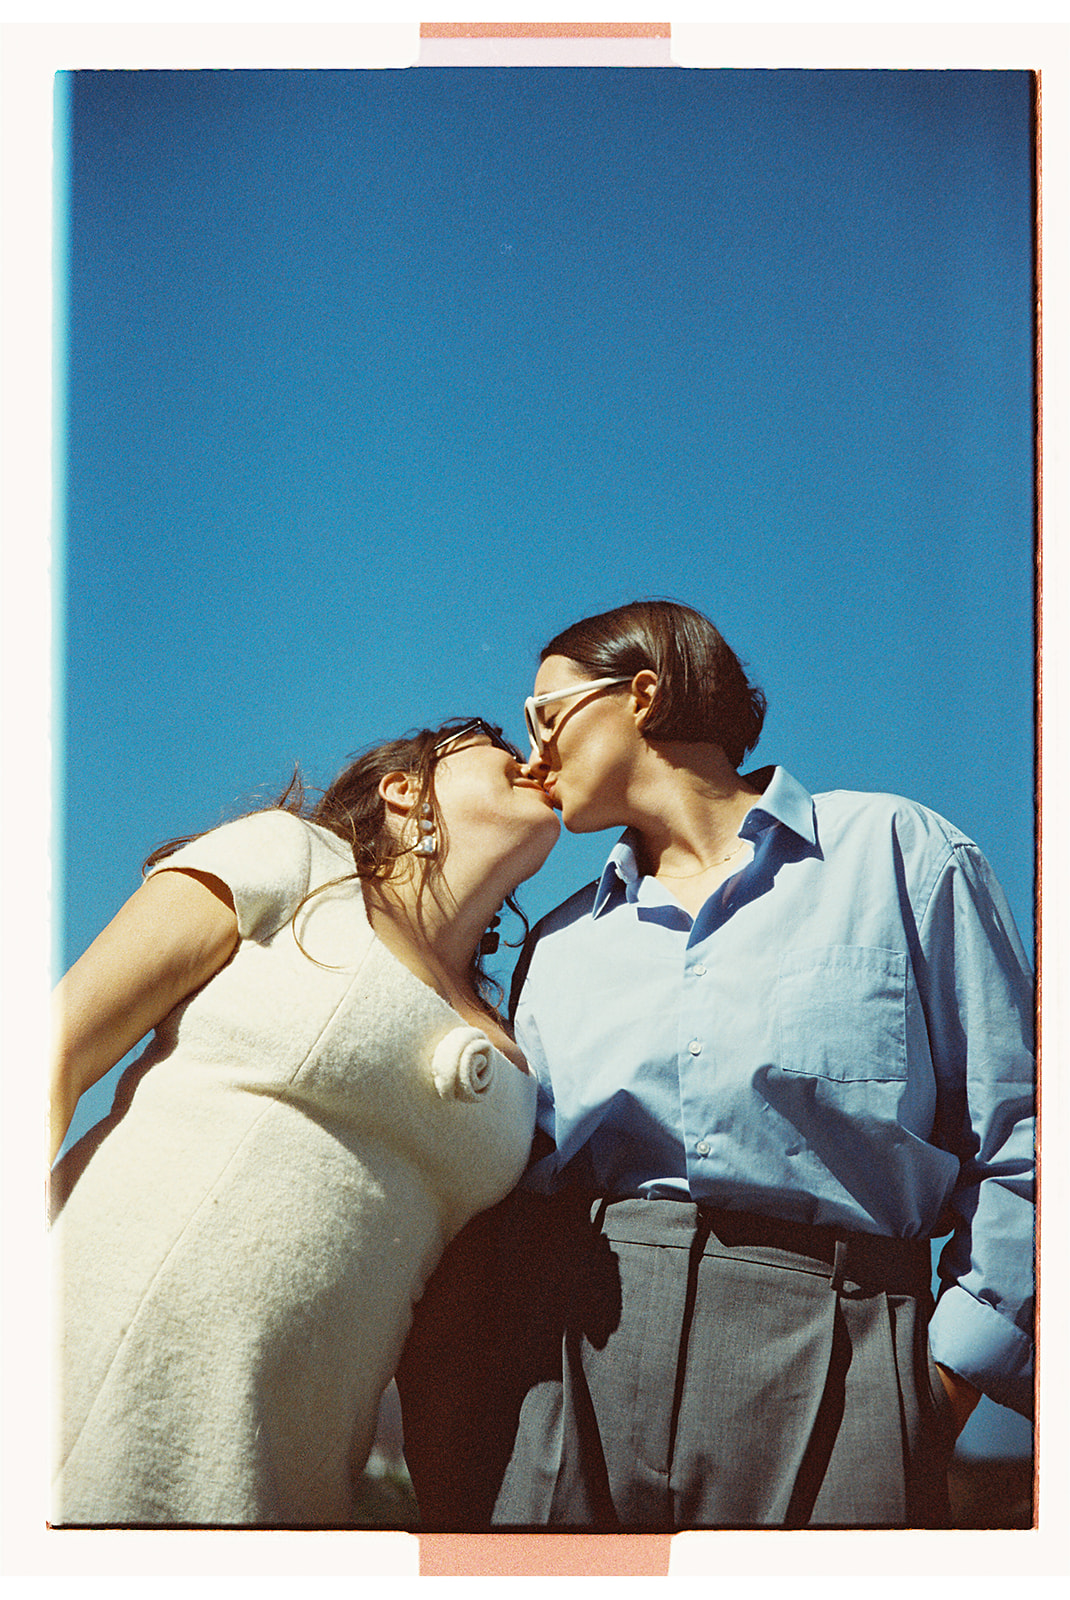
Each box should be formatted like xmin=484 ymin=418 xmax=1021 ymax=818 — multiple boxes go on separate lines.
xmin=146 ymin=809 xmax=315 ymax=943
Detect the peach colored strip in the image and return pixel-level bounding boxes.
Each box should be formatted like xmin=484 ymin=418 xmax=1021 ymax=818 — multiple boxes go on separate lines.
xmin=418 ymin=1533 xmax=673 ymax=1577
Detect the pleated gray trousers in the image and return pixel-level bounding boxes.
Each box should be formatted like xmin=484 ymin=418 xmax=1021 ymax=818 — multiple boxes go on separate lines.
xmin=396 ymin=1191 xmax=958 ymax=1531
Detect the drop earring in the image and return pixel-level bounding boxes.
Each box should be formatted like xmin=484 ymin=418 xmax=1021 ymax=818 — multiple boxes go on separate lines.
xmin=414 ymin=801 xmax=437 ymax=857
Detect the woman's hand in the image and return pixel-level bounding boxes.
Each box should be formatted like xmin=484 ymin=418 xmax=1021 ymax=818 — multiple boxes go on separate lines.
xmin=49 ymin=868 xmax=239 ymax=1165
xmin=934 ymin=1361 xmax=982 ymax=1437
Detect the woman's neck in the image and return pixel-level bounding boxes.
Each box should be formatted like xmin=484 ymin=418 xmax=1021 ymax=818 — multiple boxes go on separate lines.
xmin=627 ymin=741 xmax=763 ymax=883
xmin=364 ymin=863 xmax=502 ymax=1006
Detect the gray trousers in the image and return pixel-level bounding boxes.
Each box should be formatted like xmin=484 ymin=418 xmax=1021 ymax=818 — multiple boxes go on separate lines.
xmin=397 ymin=1191 xmax=958 ymax=1531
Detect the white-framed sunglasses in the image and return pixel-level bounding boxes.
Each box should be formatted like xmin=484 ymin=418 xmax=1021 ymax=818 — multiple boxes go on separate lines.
xmin=523 ymin=677 xmax=632 ymax=757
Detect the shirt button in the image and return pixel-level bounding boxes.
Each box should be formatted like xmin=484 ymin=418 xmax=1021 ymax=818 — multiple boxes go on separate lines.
xmin=696 ymin=1140 xmax=711 ymax=1156
xmin=688 ymin=1039 xmax=702 ymax=1055
xmin=691 ymin=964 xmax=707 ymax=976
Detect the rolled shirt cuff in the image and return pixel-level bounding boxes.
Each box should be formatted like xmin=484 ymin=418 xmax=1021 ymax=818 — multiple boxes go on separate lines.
xmin=928 ymin=1283 xmax=1034 ymax=1419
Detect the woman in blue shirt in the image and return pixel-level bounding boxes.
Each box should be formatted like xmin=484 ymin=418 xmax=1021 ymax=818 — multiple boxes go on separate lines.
xmin=398 ymin=598 xmax=1034 ymax=1530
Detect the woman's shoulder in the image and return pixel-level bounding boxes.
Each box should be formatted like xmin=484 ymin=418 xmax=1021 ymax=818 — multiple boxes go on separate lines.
xmin=167 ymin=807 xmax=352 ymax=864
xmin=813 ymin=787 xmax=969 ymax=861
xmin=148 ymin=809 xmax=356 ymax=943
xmin=299 ymin=815 xmax=357 ymax=854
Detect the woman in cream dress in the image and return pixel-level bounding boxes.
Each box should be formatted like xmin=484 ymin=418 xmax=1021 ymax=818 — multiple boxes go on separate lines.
xmin=49 ymin=718 xmax=559 ymax=1527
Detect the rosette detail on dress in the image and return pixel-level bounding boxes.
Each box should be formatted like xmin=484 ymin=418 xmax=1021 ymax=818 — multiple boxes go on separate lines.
xmin=430 ymin=1026 xmax=495 ymax=1100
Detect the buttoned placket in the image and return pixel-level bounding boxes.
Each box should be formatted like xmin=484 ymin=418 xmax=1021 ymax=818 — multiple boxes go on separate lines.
xmin=599 ymin=819 xmax=779 ymax=1194
xmin=680 ymin=941 xmax=717 ymax=1175
xmin=675 ymin=829 xmax=769 ymax=1188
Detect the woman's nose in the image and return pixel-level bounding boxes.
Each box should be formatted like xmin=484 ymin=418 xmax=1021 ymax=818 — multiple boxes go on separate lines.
xmin=521 ymin=747 xmax=549 ymax=781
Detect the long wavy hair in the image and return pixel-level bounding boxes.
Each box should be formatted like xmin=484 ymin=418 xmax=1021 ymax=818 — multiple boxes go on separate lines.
xmin=144 ymin=719 xmax=527 ymax=1009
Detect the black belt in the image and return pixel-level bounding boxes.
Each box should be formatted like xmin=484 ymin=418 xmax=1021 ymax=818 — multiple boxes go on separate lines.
xmin=521 ymin=1190 xmax=933 ymax=1297
xmin=696 ymin=1202 xmax=931 ymax=1293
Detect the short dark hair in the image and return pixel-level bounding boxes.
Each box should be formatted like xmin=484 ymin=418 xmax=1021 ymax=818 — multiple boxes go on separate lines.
xmin=541 ymin=599 xmax=766 ymax=768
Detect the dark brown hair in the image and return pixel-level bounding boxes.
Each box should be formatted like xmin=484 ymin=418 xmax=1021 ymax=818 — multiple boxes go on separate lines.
xmin=144 ymin=719 xmax=525 ymax=1007
xmin=541 ymin=599 xmax=766 ymax=768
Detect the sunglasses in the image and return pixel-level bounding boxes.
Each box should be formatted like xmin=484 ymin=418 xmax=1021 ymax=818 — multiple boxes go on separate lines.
xmin=432 ymin=718 xmax=524 ymax=762
xmin=523 ymin=677 xmax=632 ymax=757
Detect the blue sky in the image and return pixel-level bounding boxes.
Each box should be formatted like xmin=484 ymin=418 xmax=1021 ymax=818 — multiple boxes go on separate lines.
xmin=54 ymin=64 xmax=1035 ymax=1458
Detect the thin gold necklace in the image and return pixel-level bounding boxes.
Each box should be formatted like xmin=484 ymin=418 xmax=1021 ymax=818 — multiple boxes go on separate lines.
xmin=656 ymin=838 xmax=748 ymax=879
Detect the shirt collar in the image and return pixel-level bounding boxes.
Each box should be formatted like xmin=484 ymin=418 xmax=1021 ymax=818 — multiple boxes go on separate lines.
xmin=591 ymin=765 xmax=817 ymax=917
xmin=737 ymin=765 xmax=817 ymax=845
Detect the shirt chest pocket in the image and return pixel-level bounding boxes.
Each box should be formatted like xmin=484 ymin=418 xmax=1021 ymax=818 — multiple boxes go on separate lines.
xmin=778 ymin=945 xmax=908 ymax=1082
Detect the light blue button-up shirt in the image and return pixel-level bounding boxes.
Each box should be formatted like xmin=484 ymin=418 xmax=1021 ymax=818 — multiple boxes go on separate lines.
xmin=512 ymin=766 xmax=1035 ymax=1416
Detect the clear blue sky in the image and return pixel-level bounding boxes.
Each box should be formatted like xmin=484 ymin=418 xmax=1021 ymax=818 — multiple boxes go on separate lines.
xmin=55 ymin=65 xmax=1035 ymax=1457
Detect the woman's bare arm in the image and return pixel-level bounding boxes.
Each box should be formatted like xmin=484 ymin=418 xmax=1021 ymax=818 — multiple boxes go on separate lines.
xmin=50 ymin=868 xmax=239 ymax=1164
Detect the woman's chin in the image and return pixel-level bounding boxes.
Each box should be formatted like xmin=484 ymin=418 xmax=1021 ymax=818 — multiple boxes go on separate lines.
xmin=556 ymin=799 xmax=602 ymax=835
xmin=508 ymin=816 xmax=562 ymax=884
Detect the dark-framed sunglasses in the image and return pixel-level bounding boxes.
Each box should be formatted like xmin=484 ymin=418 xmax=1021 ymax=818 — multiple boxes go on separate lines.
xmin=432 ymin=718 xmax=523 ymax=762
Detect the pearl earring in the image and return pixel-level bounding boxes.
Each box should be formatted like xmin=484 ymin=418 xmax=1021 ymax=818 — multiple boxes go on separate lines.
xmin=414 ymin=801 xmax=437 ymax=857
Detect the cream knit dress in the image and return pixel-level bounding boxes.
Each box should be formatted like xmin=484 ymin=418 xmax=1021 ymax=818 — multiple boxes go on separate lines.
xmin=50 ymin=810 xmax=536 ymax=1526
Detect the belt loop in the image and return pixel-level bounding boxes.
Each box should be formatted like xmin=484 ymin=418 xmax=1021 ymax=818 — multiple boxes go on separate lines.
xmin=831 ymin=1237 xmax=849 ymax=1292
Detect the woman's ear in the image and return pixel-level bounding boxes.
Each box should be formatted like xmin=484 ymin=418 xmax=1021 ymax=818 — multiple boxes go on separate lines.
xmin=378 ymin=770 xmax=419 ymax=817
xmin=630 ymin=670 xmax=659 ymax=731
